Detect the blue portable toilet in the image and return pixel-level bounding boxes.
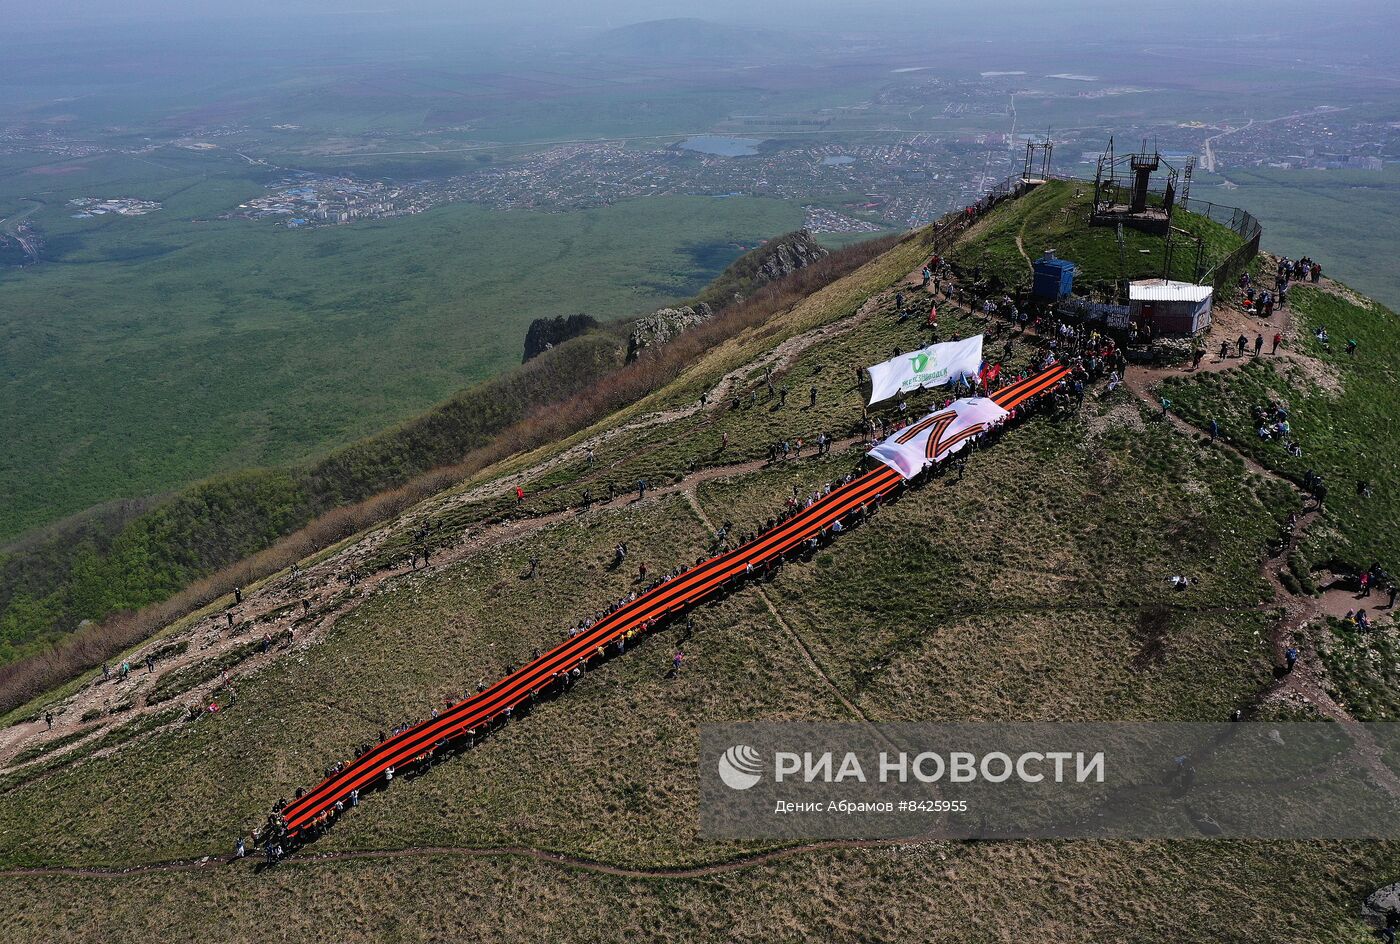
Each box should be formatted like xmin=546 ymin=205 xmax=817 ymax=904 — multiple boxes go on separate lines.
xmin=1032 ymin=251 xmax=1075 ymax=301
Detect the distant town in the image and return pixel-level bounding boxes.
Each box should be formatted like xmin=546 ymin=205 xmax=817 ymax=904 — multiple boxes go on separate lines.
xmin=206 ymin=135 xmax=1048 ymax=234
xmin=68 ymin=197 xmax=161 ymax=218
xmin=222 ymin=174 xmax=431 ymax=227
xmin=1 ymin=74 xmax=1395 ymax=248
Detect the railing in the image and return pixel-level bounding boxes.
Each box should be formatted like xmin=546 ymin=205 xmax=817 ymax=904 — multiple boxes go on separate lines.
xmin=1180 ymin=197 xmax=1262 ymax=293
xmin=921 ymin=173 xmax=1262 ymax=296
xmin=1181 ymin=198 xmax=1263 ymax=242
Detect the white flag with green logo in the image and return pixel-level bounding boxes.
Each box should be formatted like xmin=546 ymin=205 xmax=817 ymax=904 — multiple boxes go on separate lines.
xmin=867 ymin=335 xmax=983 ymax=405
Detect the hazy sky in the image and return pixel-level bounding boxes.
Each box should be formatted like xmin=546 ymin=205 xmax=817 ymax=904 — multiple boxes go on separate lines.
xmin=10 ymin=0 xmax=1397 ymax=36
xmin=5 ymin=0 xmax=1397 ymax=74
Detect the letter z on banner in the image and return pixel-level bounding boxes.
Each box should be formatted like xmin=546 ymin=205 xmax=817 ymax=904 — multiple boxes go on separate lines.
xmin=867 ymin=397 xmax=1009 ymax=479
xmin=867 ymin=335 xmax=983 ymax=405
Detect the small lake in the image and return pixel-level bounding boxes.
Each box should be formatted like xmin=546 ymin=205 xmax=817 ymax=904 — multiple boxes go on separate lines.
xmin=821 ymin=155 xmax=856 ymax=166
xmin=679 ymin=135 xmax=762 ymax=157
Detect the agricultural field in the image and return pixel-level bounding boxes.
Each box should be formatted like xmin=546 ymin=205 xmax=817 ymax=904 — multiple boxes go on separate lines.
xmin=0 ymin=168 xmax=799 ymax=540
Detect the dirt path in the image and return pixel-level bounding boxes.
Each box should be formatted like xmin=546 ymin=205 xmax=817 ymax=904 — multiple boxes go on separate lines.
xmin=1 ymin=470 xmax=719 ymax=769
xmin=931 ymin=268 xmax=1391 ymax=775
xmin=1015 ymin=219 xmax=1033 ymax=272
xmin=0 ymin=281 xmax=909 ymax=771
xmin=0 ymin=256 xmax=922 ymax=873
xmin=1118 ymin=257 xmax=1354 ymax=403
xmin=0 ymin=434 xmax=870 ymax=772
xmin=678 ymin=486 xmax=873 ymax=724
xmin=1069 ymin=282 xmax=1400 ymax=793
xmin=417 ymin=287 xmax=900 ymax=525
xmin=1122 ymin=304 xmax=1294 ymax=397
xmin=9 ymin=252 xmax=1388 ymax=875
xmin=0 ymin=353 xmax=935 ymax=868
xmin=0 ymin=836 xmax=933 ymax=882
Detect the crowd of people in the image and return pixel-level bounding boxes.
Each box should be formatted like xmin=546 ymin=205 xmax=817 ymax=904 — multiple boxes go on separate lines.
xmin=1250 ymin=401 xmax=1304 ymax=457
xmin=1228 ymin=255 xmax=1324 ymax=319
xmin=254 ymin=467 xmax=886 ymax=855
xmin=256 ymin=331 xmax=1075 ymax=857
xmin=1277 ymin=255 xmax=1323 ymax=290
xmin=286 ymin=204 xmax=1288 ymax=854
xmin=261 ymin=234 xmax=1328 ymax=859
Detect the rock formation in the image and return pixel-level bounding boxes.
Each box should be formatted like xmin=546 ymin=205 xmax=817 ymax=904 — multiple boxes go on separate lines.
xmin=626 ymin=303 xmax=713 ymax=362
xmin=522 ymin=313 xmax=600 ymax=362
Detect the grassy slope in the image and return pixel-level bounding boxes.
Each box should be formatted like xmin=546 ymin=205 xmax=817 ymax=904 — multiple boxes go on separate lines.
xmin=947 ymin=179 xmax=1245 ymax=297
xmin=0 ymin=329 xmax=626 ymax=662
xmin=698 ymin=409 xmax=1287 ymax=724
xmin=6 ymin=208 xmax=1391 ymax=941
xmin=0 ymin=390 xmax=1287 ymax=867
xmin=2 ymin=843 xmax=1392 ymax=944
xmin=1163 ymin=285 xmax=1400 ymax=724
xmin=3 ymin=208 xmax=865 ymax=667
xmin=1164 ymin=287 xmax=1400 ymax=576
xmin=0 ymin=178 xmax=800 ymax=540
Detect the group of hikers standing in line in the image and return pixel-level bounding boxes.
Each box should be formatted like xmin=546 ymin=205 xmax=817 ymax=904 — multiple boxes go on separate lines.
xmin=255 ymin=260 xmax=1096 ymax=853
xmin=251 ymin=242 xmax=1348 ymax=858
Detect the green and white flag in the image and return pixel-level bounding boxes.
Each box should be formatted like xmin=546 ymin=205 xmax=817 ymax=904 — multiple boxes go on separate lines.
xmin=867 ymin=335 xmax=983 ymax=405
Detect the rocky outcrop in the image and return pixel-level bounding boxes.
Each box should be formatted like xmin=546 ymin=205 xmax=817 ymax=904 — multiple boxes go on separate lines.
xmin=752 ymin=230 xmax=827 ymax=284
xmin=623 ymin=231 xmax=827 ymax=362
xmin=695 ymin=230 xmax=829 ymax=310
xmin=523 ymin=314 xmax=599 ymax=362
xmin=626 ymin=303 xmax=713 ymax=362
xmin=1365 ymin=882 xmax=1400 ymax=920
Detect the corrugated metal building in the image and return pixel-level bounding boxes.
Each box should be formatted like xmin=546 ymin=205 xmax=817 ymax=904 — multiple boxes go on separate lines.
xmin=1129 ymin=279 xmax=1214 ymax=335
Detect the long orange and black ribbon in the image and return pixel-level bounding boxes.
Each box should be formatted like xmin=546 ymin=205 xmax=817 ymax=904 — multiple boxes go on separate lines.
xmin=278 ymin=364 xmax=1069 ymax=837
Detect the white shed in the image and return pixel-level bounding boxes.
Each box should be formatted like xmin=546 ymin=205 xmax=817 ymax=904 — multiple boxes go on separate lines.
xmin=1128 ymin=279 xmax=1214 ymax=335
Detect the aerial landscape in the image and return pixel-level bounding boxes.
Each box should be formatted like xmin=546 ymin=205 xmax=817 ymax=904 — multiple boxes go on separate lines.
xmin=3 ymin=0 xmax=1400 ymax=940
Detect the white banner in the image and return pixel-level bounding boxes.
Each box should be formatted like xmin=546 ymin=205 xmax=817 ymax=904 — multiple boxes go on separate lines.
xmin=867 ymin=335 xmax=983 ymax=405
xmin=867 ymin=397 xmax=1009 ymax=479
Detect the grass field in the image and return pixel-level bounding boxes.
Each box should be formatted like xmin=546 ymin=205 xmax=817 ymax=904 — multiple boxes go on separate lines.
xmin=947 ymin=179 xmax=1246 ymax=297
xmin=0 ymin=168 xmax=800 ymax=541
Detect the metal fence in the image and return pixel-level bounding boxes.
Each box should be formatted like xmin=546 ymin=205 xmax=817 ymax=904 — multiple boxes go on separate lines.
xmin=924 ymin=174 xmax=1038 ymax=254
xmin=1181 ymin=198 xmax=1263 ymax=242
xmin=1181 ymin=197 xmax=1264 ymax=294
xmin=920 ymin=174 xmax=1262 ymax=297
